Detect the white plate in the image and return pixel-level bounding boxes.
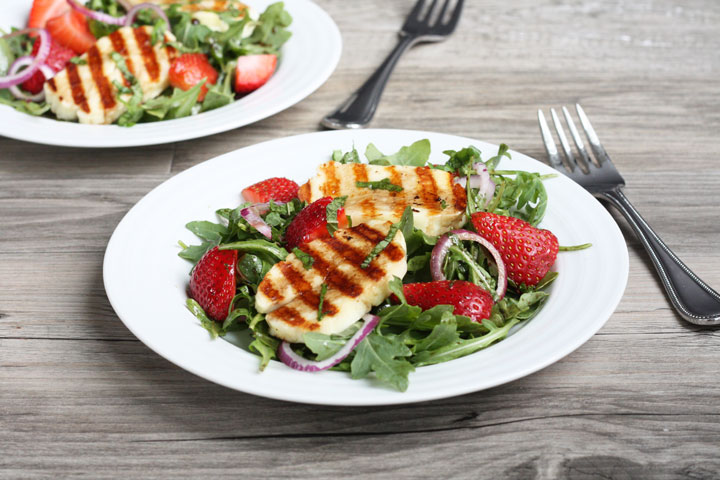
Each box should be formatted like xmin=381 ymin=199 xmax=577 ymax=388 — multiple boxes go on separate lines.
xmin=104 ymin=129 xmax=629 ymax=406
xmin=0 ymin=0 xmax=341 ymax=147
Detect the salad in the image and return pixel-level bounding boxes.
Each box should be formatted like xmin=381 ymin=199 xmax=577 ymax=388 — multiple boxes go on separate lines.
xmin=0 ymin=0 xmax=291 ymax=126
xmin=180 ymin=140 xmax=590 ymax=392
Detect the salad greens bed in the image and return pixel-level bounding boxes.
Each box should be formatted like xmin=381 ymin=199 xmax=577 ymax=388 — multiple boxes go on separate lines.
xmin=180 ymin=140 xmax=559 ymax=392
xmin=0 ymin=0 xmax=292 ymax=125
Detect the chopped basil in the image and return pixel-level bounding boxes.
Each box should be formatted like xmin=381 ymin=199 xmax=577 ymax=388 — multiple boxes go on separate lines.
xmin=325 ymin=196 xmax=347 ymax=236
xmin=69 ymin=57 xmax=87 ymax=65
xmin=361 ymin=222 xmax=400 ymax=268
xmin=293 ymin=247 xmax=314 ymax=270
xmin=356 ymin=178 xmax=403 ymax=192
xmin=317 ymin=283 xmax=328 ymax=321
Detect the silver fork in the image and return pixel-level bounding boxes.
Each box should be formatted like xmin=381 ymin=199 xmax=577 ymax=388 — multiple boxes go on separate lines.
xmin=538 ymin=104 xmax=720 ymax=326
xmin=321 ymin=0 xmax=464 ymax=130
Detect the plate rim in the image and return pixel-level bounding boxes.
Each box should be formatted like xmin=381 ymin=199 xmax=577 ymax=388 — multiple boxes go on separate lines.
xmin=103 ymin=128 xmax=629 ymax=406
xmin=0 ymin=0 xmax=342 ymax=148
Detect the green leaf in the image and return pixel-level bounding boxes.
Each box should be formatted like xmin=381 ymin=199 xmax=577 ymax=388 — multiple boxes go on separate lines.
xmin=350 ymin=333 xmax=414 ymax=392
xmin=355 ymin=178 xmax=403 ymax=192
xmin=414 ymin=317 xmax=460 ymax=352
xmin=365 ymin=139 xmax=431 ymax=166
xmin=412 ymin=319 xmax=519 ymax=367
xmin=292 ymin=247 xmax=314 ymax=269
xmin=317 ymin=283 xmax=329 ymax=321
xmin=185 ymin=220 xmax=228 ymax=242
xmin=143 ymin=83 xmax=204 ymax=121
xmin=0 ymin=89 xmax=50 ymax=116
xmin=332 ymin=146 xmax=360 ymax=164
xmin=186 ymin=299 xmax=224 ymax=339
xmin=178 ymin=241 xmax=214 ymax=263
xmin=219 ymin=239 xmax=288 ymax=262
xmin=201 ymin=61 xmax=236 ymax=112
xmin=439 ymin=145 xmax=482 ymax=176
xmin=361 ymin=222 xmax=400 ymax=268
xmin=325 ymin=195 xmax=347 ymax=236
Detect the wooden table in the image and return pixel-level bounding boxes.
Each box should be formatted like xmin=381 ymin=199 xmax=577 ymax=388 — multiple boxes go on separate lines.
xmin=2 ymin=1 xmax=719 ymax=478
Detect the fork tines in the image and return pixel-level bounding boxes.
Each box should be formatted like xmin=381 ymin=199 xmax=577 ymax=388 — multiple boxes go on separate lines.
xmin=538 ymin=104 xmax=610 ymax=174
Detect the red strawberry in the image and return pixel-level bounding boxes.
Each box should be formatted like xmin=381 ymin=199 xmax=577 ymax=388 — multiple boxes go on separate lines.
xmin=234 ymin=54 xmax=277 ymax=94
xmin=168 ymin=53 xmax=218 ymax=102
xmin=45 ymin=10 xmax=96 ymax=54
xmin=402 ymin=280 xmax=494 ymax=322
xmin=27 ymin=0 xmax=70 ymax=30
xmin=242 ymin=177 xmax=299 ymax=203
xmin=188 ymin=247 xmax=238 ymax=322
xmin=471 ymin=212 xmax=559 ymax=287
xmin=284 ymin=197 xmax=348 ymax=249
xmin=21 ymin=36 xmax=76 ymax=94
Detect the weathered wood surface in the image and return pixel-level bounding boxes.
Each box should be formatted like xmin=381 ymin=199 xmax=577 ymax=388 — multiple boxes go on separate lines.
xmin=1 ymin=0 xmax=719 ymax=478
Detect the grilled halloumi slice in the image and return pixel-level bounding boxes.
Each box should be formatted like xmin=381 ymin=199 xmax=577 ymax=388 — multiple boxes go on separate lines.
xmin=44 ymin=26 xmax=178 ymax=125
xmin=298 ymin=162 xmax=467 ymax=237
xmin=256 ymin=222 xmax=407 ymax=344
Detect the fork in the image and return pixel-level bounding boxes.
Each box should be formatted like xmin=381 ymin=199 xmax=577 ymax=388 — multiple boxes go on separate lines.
xmin=321 ymin=0 xmax=464 ymax=129
xmin=538 ymin=104 xmax=720 ymax=326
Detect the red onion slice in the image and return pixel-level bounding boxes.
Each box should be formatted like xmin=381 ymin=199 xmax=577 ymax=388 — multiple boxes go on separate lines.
xmin=0 ymin=29 xmax=51 ymax=89
xmin=278 ymin=314 xmax=380 ymax=372
xmin=124 ymin=3 xmax=170 ymax=29
xmin=7 ymin=58 xmax=54 ymax=101
xmin=67 ymin=0 xmax=126 ymax=25
xmin=430 ymin=229 xmax=507 ymax=300
xmin=240 ymin=205 xmax=272 ymax=239
xmin=453 ymin=162 xmax=496 ymax=207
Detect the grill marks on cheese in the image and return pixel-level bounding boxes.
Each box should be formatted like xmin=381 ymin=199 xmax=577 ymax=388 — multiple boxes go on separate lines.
xmin=44 ymin=26 xmax=178 ymax=124
xmin=299 ymin=162 xmax=468 ymax=237
xmin=256 ymin=222 xmax=408 ymax=343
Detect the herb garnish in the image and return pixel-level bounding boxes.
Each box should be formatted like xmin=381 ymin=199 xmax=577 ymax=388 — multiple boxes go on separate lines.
xmin=361 ymin=222 xmax=400 ymax=268
xmin=317 ymin=283 xmax=328 ymax=321
xmin=293 ymin=247 xmax=314 ymax=269
xmin=325 ymin=196 xmax=347 ymax=236
xmin=69 ymin=57 xmax=87 ymax=65
xmin=110 ymin=52 xmax=144 ymax=127
xmin=356 ymin=178 xmax=403 ymax=192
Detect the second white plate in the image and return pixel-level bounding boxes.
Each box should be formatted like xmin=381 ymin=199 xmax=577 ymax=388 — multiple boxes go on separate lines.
xmin=0 ymin=0 xmax=341 ymax=147
xmin=104 ymin=129 xmax=629 ymax=405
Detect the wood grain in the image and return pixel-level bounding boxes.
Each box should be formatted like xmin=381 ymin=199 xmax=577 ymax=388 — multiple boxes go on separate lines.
xmin=1 ymin=0 xmax=720 ymax=478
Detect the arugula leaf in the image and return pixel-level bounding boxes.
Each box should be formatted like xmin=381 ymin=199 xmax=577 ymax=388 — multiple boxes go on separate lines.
xmin=332 ymin=146 xmax=360 ymax=164
xmin=201 ymin=62 xmax=236 ymax=112
xmin=219 ymin=239 xmax=288 ymax=263
xmin=356 ymin=178 xmax=403 ymax=192
xmin=292 ymin=247 xmax=314 ymax=270
xmin=186 ymin=299 xmax=224 ymax=339
xmin=143 ymin=82 xmax=204 ymax=121
xmin=365 ymin=139 xmax=431 ymax=166
xmin=438 ymin=146 xmax=482 ymax=176
xmin=350 ymin=333 xmax=414 ymax=392
xmin=185 ymin=220 xmax=228 ymax=242
xmin=325 ymin=196 xmax=347 ymax=236
xmin=412 ymin=319 xmax=519 ymax=367
xmin=486 ymin=143 xmax=511 ymax=171
xmin=248 ymin=318 xmax=279 ymax=371
xmin=414 ymin=316 xmax=460 ymax=352
xmin=0 ymin=90 xmax=50 ymax=116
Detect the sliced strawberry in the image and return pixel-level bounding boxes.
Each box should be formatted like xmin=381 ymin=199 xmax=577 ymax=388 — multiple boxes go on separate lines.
xmin=234 ymin=54 xmax=277 ymax=94
xmin=168 ymin=53 xmax=218 ymax=102
xmin=242 ymin=177 xmax=299 ymax=204
xmin=188 ymin=247 xmax=238 ymax=322
xmin=471 ymin=212 xmax=559 ymax=287
xmin=27 ymin=0 xmax=70 ymax=29
xmin=284 ymin=197 xmax=348 ymax=250
xmin=402 ymin=280 xmax=494 ymax=322
xmin=20 ymin=36 xmax=76 ymax=94
xmin=45 ymin=10 xmax=96 ymax=54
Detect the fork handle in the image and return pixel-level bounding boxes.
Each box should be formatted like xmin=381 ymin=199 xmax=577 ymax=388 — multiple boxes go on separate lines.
xmin=599 ymin=187 xmax=720 ymax=326
xmin=321 ymin=34 xmax=418 ymax=129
